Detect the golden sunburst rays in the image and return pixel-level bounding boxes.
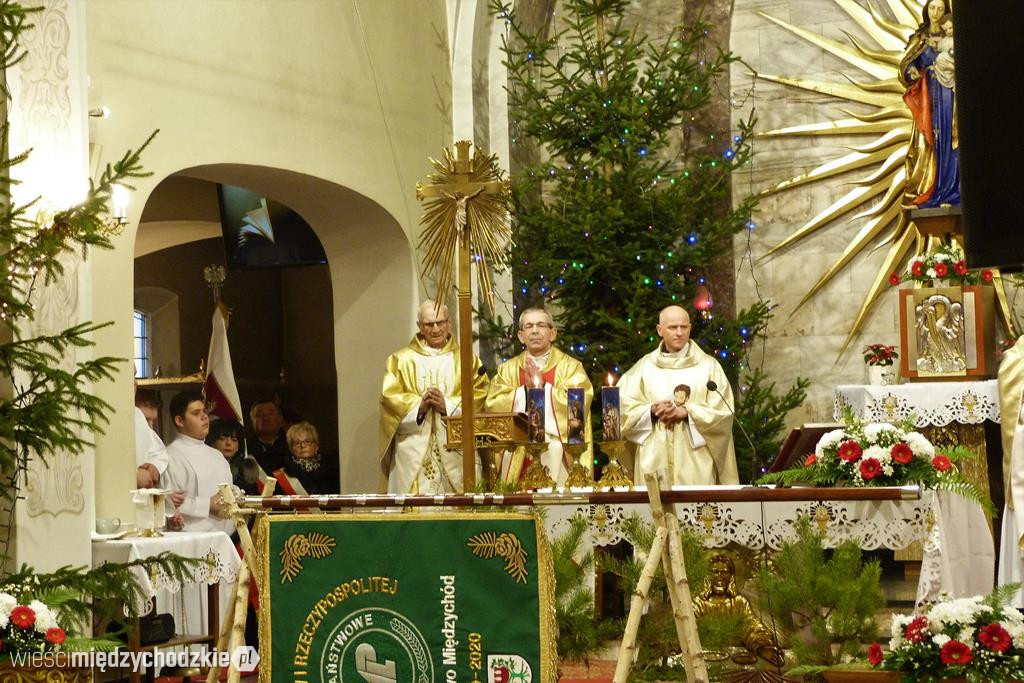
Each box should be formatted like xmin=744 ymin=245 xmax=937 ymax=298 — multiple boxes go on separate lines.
xmin=754 ymin=0 xmax=931 ymax=352
xmin=416 ymin=143 xmax=511 ymax=311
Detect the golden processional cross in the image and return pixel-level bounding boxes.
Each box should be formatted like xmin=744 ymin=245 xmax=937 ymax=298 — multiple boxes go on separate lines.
xmin=416 ymin=140 xmax=510 ymax=489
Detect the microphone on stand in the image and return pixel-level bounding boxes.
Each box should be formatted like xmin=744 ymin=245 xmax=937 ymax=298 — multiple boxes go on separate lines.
xmin=706 ymin=380 xmax=761 ymax=484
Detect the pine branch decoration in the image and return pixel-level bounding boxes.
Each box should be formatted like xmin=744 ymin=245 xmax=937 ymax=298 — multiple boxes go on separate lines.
xmin=278 ymin=532 xmax=336 ymax=583
xmin=466 ymin=531 xmax=528 ymax=583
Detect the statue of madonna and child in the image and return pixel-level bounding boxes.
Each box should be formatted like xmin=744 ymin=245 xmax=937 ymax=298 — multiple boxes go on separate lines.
xmin=900 ymin=0 xmax=960 ymax=210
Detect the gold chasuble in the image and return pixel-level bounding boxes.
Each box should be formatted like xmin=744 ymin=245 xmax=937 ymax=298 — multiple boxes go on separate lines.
xmin=619 ymin=341 xmax=738 ymax=486
xmin=379 ymin=335 xmax=488 ymax=494
xmin=486 ymin=347 xmax=593 ymax=485
xmin=1000 ymin=337 xmax=1024 ymax=510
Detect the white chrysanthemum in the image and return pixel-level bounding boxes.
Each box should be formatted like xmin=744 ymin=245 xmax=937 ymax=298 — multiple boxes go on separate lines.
xmin=864 ymin=423 xmax=899 ymax=442
xmin=816 ymin=429 xmax=846 ymax=457
xmin=0 ymin=592 xmax=16 ymax=617
xmin=29 ymin=600 xmax=57 ymax=633
xmin=863 ymin=445 xmax=889 ymax=464
xmin=926 ymin=267 xmax=937 ymax=278
xmin=957 ymin=626 xmax=975 ymax=643
xmin=928 ymin=595 xmax=985 ymax=630
xmin=935 ymin=252 xmax=951 ymax=262
xmin=890 ymin=614 xmax=914 ymax=647
xmin=932 ymin=633 xmax=951 ymax=647
xmin=882 ymin=463 xmax=894 ymax=477
xmin=904 ymin=431 xmax=935 ymax=457
xmin=1004 ymin=618 xmax=1024 ymax=644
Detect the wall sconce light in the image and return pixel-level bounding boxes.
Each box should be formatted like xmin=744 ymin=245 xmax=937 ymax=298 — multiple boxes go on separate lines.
xmin=106 ymin=182 xmax=130 ymax=234
xmin=88 ymin=106 xmax=110 ymax=118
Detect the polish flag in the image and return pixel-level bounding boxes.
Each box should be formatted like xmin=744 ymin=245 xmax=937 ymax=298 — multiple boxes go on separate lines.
xmin=205 ymin=303 xmax=243 ymax=423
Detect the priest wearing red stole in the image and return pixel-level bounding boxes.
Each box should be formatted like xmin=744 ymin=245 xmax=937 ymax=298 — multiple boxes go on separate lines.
xmin=485 ymin=308 xmax=593 ymax=486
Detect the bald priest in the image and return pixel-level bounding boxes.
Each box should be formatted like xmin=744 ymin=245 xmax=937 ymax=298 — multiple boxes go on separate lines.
xmin=379 ymin=301 xmax=489 ymax=494
xmin=619 ymin=305 xmax=738 ymax=486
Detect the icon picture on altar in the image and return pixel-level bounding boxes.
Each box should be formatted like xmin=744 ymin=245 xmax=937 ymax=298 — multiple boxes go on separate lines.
xmin=526 ymin=397 xmax=545 ymax=443
xmin=673 ymin=384 xmax=691 ymax=407
xmin=602 ymin=402 xmax=621 ymax=441
xmin=566 ymin=391 xmax=585 ymax=444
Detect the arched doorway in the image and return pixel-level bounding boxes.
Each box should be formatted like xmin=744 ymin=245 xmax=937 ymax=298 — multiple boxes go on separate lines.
xmin=133 ymin=164 xmax=414 ymax=493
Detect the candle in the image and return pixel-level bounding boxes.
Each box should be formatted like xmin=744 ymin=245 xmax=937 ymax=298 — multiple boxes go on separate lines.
xmin=526 ymin=385 xmax=546 ymax=443
xmin=602 ymin=373 xmax=621 ymax=441
xmin=567 ymin=388 xmax=585 ymax=444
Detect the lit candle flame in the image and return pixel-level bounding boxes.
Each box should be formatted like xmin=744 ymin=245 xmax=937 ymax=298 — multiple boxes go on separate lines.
xmin=606 ymin=372 xmax=616 ymax=387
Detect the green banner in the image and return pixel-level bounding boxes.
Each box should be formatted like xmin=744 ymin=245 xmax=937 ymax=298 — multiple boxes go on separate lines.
xmin=257 ymin=512 xmax=555 ymax=683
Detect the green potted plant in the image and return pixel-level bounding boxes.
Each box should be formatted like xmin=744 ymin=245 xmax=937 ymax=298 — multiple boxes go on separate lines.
xmin=756 ymin=517 xmax=885 ymax=676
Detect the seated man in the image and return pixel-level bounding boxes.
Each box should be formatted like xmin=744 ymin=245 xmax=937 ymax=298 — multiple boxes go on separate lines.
xmin=134 ymin=389 xmax=168 ymax=489
xmin=247 ymin=399 xmax=290 ymax=475
xmin=164 ymin=390 xmax=233 ymax=533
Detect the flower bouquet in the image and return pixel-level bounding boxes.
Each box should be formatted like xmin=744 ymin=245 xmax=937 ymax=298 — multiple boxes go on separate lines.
xmin=888 ymin=242 xmax=994 ymax=288
xmin=757 ymin=414 xmax=991 ymax=512
xmin=869 ymin=586 xmax=1024 ymax=682
xmin=0 ymin=592 xmax=68 ymax=655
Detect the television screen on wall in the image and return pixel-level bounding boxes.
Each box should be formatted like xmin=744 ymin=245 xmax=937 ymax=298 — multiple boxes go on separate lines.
xmin=218 ymin=184 xmax=327 ymax=269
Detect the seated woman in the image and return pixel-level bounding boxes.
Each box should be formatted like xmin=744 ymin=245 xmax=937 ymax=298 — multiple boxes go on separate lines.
xmin=285 ymin=421 xmax=340 ymax=495
xmin=206 ymin=419 xmax=261 ymax=495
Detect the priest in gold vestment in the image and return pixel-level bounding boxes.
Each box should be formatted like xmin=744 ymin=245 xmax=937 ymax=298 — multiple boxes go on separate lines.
xmin=485 ymin=308 xmax=593 ymax=485
xmin=620 ymin=305 xmax=738 ymax=485
xmin=379 ymin=301 xmax=488 ymax=494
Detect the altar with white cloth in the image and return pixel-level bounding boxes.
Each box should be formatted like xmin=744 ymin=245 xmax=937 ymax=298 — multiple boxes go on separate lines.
xmin=91 ymin=530 xmax=241 ymax=657
xmin=545 ymin=486 xmax=994 ymax=606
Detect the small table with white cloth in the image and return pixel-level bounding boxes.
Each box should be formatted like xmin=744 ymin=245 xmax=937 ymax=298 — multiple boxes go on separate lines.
xmin=92 ymin=530 xmax=241 ymax=681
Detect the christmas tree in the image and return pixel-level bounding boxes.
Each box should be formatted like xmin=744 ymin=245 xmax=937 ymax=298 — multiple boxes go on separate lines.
xmin=490 ymin=0 xmax=806 ymax=477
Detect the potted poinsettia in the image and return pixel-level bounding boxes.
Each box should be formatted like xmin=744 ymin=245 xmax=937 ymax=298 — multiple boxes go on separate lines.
xmin=863 ymin=344 xmax=898 ymax=385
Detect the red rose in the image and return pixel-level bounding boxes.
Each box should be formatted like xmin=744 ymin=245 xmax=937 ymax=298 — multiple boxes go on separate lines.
xmin=905 ymin=615 xmax=929 ymax=643
xmin=939 ymin=640 xmax=972 ymax=666
xmin=838 ymin=440 xmax=862 ymax=462
xmin=888 ymin=272 xmax=901 ymax=287
xmin=804 ymin=454 xmax=817 ymax=467
xmin=934 ymin=262 xmax=949 ymax=277
xmin=954 ymin=260 xmax=968 ymax=275
xmin=9 ymin=605 xmax=35 ymax=629
xmin=45 ymin=627 xmax=66 ymax=645
xmin=911 ymin=261 xmax=925 ymax=276
xmin=859 ymin=458 xmax=881 ymax=480
xmin=867 ymin=642 xmax=883 ymax=667
xmin=978 ymin=623 xmax=1011 ymax=652
xmin=933 ymin=454 xmax=952 ymax=472
xmin=891 ymin=442 xmax=913 ymax=465
xmin=982 ymin=269 xmax=994 ymax=283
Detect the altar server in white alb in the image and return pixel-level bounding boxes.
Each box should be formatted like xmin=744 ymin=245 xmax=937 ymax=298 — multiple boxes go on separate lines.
xmin=164 ymin=389 xmax=234 ymax=534
xmin=619 ymin=305 xmax=738 ymax=485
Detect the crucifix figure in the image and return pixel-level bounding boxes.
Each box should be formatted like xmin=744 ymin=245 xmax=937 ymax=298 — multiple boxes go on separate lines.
xmin=415 ymin=140 xmax=510 ymax=489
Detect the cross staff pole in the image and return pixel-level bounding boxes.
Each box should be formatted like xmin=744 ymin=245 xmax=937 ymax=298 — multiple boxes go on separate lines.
xmin=416 ymin=141 xmax=505 ymax=489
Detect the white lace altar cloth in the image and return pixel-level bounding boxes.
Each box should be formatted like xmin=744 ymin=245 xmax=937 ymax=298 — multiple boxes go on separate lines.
xmin=545 ymin=489 xmax=993 ymax=605
xmin=92 ymin=530 xmax=240 ymax=635
xmin=833 ymin=380 xmax=1001 ymax=426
